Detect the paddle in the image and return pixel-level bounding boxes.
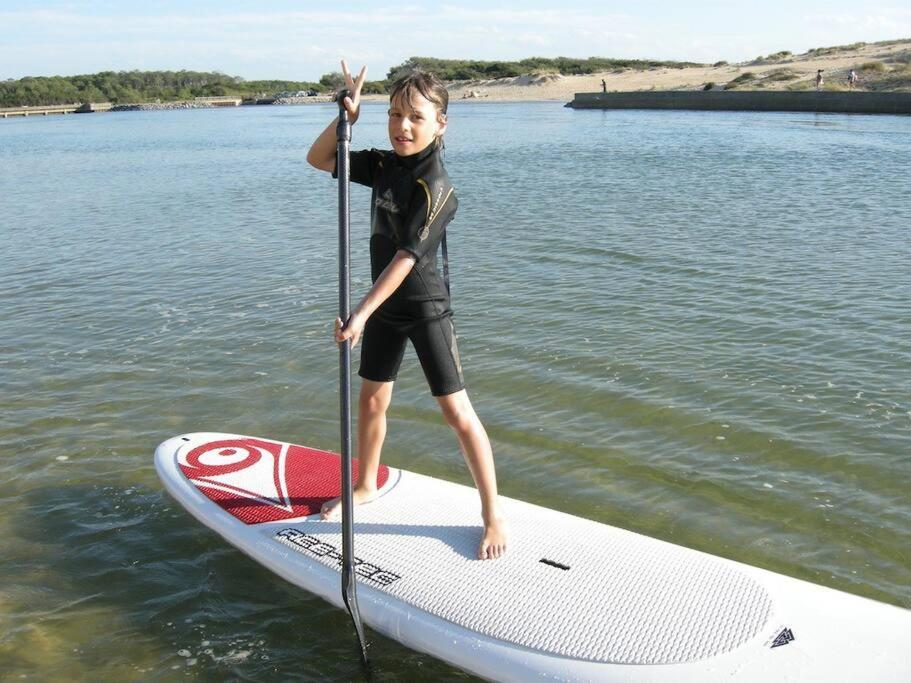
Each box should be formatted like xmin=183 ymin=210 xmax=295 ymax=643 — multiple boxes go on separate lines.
xmin=336 ymin=88 xmax=370 ymax=668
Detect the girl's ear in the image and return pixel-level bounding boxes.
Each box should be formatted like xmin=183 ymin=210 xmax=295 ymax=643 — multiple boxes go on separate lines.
xmin=436 ymin=113 xmax=448 ymax=138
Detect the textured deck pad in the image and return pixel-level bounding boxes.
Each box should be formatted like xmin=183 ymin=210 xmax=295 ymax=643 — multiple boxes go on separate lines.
xmin=273 ymin=470 xmax=773 ymax=665
xmin=178 ymin=437 xmax=389 ymax=524
xmin=174 ymin=436 xmax=773 ymax=665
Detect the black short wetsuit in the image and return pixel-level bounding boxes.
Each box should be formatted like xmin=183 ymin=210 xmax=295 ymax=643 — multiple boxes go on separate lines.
xmin=344 ymin=143 xmax=464 ymax=396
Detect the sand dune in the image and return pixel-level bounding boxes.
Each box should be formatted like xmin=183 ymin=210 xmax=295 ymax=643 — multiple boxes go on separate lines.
xmin=442 ymin=40 xmax=911 ymax=102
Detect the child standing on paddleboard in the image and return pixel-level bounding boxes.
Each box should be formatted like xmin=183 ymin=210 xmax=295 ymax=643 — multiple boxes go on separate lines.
xmin=307 ymin=61 xmax=507 ymax=560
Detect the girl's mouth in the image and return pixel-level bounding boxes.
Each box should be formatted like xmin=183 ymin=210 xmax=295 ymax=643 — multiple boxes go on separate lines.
xmin=394 ymin=136 xmax=413 ymax=144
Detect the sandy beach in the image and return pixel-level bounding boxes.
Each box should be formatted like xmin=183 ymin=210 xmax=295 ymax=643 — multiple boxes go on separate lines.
xmin=442 ymin=40 xmax=911 ymax=102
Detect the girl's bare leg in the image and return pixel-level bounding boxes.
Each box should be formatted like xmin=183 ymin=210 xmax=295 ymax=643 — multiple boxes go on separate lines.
xmin=436 ymin=389 xmax=507 ymax=560
xmin=320 ymin=379 xmax=394 ymax=519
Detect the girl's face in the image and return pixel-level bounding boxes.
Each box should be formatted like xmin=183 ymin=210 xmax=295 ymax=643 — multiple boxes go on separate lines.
xmin=388 ymin=91 xmax=446 ymax=156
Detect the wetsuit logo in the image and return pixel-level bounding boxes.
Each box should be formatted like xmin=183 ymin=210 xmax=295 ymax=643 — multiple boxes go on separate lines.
xmin=375 ymin=189 xmax=400 ymax=214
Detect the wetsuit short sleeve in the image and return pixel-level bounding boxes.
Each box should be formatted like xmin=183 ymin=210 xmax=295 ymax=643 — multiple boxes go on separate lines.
xmin=397 ymin=177 xmax=456 ymax=262
xmin=333 ymin=148 xmax=383 ymax=187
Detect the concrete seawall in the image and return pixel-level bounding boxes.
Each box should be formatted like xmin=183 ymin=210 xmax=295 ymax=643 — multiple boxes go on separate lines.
xmin=568 ymin=91 xmax=911 ymax=115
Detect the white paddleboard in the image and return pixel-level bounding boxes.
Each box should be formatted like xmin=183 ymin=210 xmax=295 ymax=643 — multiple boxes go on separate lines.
xmin=155 ymin=432 xmax=911 ymax=682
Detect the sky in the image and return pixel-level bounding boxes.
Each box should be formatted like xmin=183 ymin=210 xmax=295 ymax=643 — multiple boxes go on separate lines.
xmin=2 ymin=1 xmax=910 ymax=82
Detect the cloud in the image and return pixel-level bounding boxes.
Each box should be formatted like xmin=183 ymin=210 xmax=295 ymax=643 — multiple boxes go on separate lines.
xmin=0 ymin=6 xmax=639 ymax=79
xmin=3 ymin=4 xmax=910 ymax=80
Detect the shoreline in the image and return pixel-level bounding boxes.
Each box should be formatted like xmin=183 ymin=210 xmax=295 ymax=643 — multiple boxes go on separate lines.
xmin=3 ymin=39 xmax=909 ymax=117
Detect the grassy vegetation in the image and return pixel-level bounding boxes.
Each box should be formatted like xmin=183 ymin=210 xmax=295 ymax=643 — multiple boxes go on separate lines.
xmin=868 ymin=65 xmax=911 ymax=91
xmin=723 ymin=72 xmax=756 ymax=89
xmin=763 ymin=68 xmax=800 ymax=82
xmin=736 ymin=69 xmax=801 ymax=89
xmin=317 ymin=71 xmax=388 ymax=94
xmin=0 ymin=70 xmax=326 ymax=107
xmin=859 ymin=61 xmax=887 ymax=72
xmin=384 ymin=56 xmax=705 ymax=82
xmin=751 ymin=50 xmax=792 ymax=65
xmin=870 ymin=38 xmax=911 ymax=47
xmin=807 ymin=41 xmax=868 ymax=56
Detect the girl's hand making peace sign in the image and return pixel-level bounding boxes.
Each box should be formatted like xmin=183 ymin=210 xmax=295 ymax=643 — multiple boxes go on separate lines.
xmin=304 ymin=60 xmax=367 ymax=173
xmin=340 ymin=60 xmax=367 ymax=124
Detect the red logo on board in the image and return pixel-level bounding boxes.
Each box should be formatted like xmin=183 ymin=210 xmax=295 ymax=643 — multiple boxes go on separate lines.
xmin=179 ymin=438 xmax=389 ymax=525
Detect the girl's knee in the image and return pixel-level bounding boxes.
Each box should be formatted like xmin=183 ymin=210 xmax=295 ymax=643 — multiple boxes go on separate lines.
xmin=360 ymin=394 xmax=389 ymax=417
xmin=360 ymin=383 xmax=392 ymax=416
xmin=441 ymin=402 xmax=475 ymax=434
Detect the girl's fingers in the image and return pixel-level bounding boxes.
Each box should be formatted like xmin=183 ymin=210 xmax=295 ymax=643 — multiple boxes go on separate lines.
xmin=339 ymin=61 xmax=366 ymax=94
xmin=335 ymin=317 xmax=354 ymax=343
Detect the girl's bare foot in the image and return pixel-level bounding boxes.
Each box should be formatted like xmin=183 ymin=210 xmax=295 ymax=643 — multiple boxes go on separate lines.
xmin=478 ymin=515 xmax=508 ymax=560
xmin=319 ymin=486 xmax=379 ymax=520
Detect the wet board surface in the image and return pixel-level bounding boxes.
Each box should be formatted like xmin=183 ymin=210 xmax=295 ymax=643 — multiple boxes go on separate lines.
xmin=156 ymin=432 xmax=911 ymax=682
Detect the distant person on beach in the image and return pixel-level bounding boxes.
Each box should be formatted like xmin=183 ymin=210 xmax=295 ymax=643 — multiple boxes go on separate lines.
xmin=601 ymin=79 xmax=607 ymax=93
xmin=815 ymin=70 xmax=824 ymax=90
xmin=848 ymin=69 xmax=858 ymax=88
xmin=307 ymin=61 xmax=507 ymax=560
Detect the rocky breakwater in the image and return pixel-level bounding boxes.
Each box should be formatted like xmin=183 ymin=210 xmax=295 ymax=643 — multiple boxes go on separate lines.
xmin=111 ymin=101 xmax=221 ymax=112
xmin=272 ymin=95 xmax=336 ymax=105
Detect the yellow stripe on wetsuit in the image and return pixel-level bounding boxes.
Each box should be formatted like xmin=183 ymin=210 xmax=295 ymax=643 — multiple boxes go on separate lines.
xmin=416 ymin=178 xmax=454 ymax=237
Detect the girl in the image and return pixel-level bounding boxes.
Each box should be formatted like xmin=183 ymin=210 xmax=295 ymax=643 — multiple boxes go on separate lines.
xmin=306 ymin=61 xmax=507 ymax=560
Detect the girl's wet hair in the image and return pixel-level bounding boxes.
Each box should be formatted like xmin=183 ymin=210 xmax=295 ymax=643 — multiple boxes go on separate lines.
xmin=389 ymin=70 xmax=449 ymax=118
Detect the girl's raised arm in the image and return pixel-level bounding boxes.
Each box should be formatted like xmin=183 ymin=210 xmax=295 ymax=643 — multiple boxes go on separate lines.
xmin=306 ymin=60 xmax=367 ymax=173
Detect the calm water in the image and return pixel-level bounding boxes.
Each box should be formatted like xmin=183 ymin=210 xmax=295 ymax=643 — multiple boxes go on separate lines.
xmin=1 ymin=102 xmax=909 ymax=680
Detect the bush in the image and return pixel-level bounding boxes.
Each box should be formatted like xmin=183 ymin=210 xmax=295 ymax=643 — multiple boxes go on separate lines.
xmin=808 ymin=42 xmax=866 ymax=56
xmin=319 ymin=72 xmax=345 ymax=89
xmin=703 ymin=82 xmax=715 ymax=90
xmin=764 ymin=68 xmax=799 ymax=82
xmin=859 ymin=61 xmax=886 ymax=72
xmin=713 ymin=61 xmax=728 ymax=67
xmin=870 ymin=66 xmax=911 ymax=92
xmin=723 ymin=72 xmax=755 ymax=89
xmin=361 ymin=80 xmax=388 ymax=95
xmin=751 ymin=50 xmax=793 ymax=65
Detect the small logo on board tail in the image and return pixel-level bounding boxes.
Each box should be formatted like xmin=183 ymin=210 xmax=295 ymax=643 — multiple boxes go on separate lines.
xmin=771 ymin=628 xmax=795 ymax=648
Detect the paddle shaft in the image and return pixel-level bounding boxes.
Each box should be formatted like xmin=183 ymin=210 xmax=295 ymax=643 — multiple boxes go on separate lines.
xmin=336 ymin=90 xmax=369 ymax=667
